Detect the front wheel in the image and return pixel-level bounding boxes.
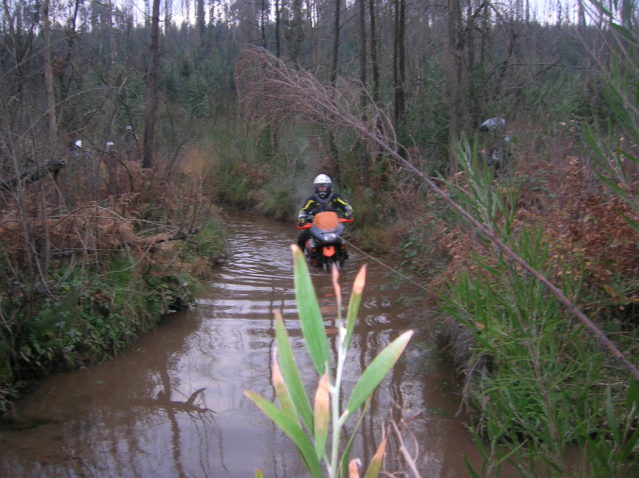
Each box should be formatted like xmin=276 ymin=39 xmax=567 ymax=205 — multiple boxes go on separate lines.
xmin=322 ymin=256 xmax=340 ymax=271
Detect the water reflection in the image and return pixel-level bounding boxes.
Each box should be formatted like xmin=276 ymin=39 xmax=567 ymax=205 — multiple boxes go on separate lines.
xmin=0 ymin=212 xmax=510 ymax=478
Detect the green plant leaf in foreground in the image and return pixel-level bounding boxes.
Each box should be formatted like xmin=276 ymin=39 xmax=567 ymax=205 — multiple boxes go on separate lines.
xmin=244 ymin=390 xmax=324 ymax=478
xmin=291 ymin=245 xmax=331 ymax=375
xmin=274 ymin=311 xmax=314 ymax=433
xmin=346 ymin=330 xmax=414 ymax=415
xmin=344 ymin=265 xmax=366 ymax=354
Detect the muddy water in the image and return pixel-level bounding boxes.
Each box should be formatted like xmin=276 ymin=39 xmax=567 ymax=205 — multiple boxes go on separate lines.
xmin=0 ymin=212 xmax=496 ymax=477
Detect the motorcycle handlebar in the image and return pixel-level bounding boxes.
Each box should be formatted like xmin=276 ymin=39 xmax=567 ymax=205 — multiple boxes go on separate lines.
xmin=297 ymin=215 xmax=353 ymax=229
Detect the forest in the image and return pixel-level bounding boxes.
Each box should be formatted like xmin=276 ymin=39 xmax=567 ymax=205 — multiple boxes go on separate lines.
xmin=2 ymin=0 xmax=639 ymax=475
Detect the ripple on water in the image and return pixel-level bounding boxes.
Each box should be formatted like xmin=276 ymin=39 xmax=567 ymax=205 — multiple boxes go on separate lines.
xmin=0 ymin=212 xmax=516 ymax=478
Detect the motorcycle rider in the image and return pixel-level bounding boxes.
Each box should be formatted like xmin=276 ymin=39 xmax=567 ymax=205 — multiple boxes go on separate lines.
xmin=297 ymin=174 xmax=353 ymax=250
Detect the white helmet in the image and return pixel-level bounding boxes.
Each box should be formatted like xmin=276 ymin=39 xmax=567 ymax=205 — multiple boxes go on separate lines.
xmin=75 ymin=140 xmax=82 ymax=148
xmin=313 ymin=174 xmax=332 ymax=199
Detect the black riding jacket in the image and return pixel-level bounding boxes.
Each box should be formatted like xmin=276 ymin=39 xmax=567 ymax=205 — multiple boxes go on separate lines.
xmin=297 ymin=192 xmax=353 ymax=223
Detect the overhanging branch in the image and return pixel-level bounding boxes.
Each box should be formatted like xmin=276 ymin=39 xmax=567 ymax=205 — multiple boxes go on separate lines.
xmin=235 ymin=46 xmax=639 ymax=380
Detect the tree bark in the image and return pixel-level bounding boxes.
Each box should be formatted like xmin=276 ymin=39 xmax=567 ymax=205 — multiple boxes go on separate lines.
xmin=329 ymin=0 xmax=342 ymax=186
xmin=359 ymin=0 xmax=369 ymax=188
xmin=143 ymin=0 xmax=161 ymax=169
xmin=467 ymin=0 xmax=478 ymax=129
xmin=196 ymin=0 xmax=205 ymax=48
xmin=446 ymin=0 xmax=463 ymax=174
xmin=43 ymin=0 xmax=60 ymax=219
xmin=393 ymin=0 xmax=405 ymax=126
xmin=368 ymin=0 xmax=380 ymax=104
xmin=260 ymin=0 xmax=267 ymax=48
xmin=43 ymin=0 xmax=57 ymax=160
xmin=275 ymin=0 xmax=281 ymax=58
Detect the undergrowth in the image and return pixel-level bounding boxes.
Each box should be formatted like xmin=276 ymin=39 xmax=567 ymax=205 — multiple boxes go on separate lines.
xmin=0 ymin=147 xmax=227 ymax=413
xmin=435 ymin=135 xmax=639 ymax=477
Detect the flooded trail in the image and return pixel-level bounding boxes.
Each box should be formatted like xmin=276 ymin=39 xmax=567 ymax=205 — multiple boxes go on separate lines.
xmin=0 ymin=212 xmax=501 ymax=477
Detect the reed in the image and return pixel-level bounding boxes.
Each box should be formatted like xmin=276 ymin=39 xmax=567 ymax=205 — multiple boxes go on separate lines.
xmin=245 ymin=246 xmax=413 ymax=478
xmin=440 ymin=138 xmax=639 ymax=477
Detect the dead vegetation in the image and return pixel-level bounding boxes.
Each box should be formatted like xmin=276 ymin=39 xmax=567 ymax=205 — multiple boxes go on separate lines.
xmin=0 ymin=146 xmax=224 ymax=410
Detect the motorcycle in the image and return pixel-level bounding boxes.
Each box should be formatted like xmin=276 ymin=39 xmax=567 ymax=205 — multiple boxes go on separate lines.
xmin=297 ymin=211 xmax=353 ymax=270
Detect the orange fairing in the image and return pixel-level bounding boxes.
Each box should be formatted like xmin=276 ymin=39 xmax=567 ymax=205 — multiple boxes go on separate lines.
xmin=314 ymin=211 xmax=340 ymax=230
xmin=323 ymin=245 xmax=336 ymax=257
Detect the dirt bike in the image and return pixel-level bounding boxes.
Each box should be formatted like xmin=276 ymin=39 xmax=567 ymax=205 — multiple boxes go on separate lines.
xmin=297 ymin=211 xmax=353 ymax=270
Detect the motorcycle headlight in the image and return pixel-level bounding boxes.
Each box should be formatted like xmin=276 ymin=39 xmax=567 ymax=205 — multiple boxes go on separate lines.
xmin=323 ymin=233 xmax=337 ymax=242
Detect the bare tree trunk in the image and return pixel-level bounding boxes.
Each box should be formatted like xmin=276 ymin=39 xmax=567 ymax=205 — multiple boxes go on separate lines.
xmin=43 ymin=0 xmax=60 ymax=221
xmin=108 ymin=0 xmax=116 ymax=64
xmin=446 ymin=0 xmax=463 ymax=174
xmin=260 ymin=0 xmax=267 ymax=48
xmin=143 ymin=0 xmax=161 ymax=169
xmin=393 ymin=0 xmax=405 ymax=126
xmin=44 ymin=0 xmax=57 ymax=161
xmin=369 ymin=0 xmax=380 ymax=104
xmin=392 ymin=0 xmax=398 ymax=122
xmin=275 ymin=0 xmax=281 ymax=58
xmin=197 ymin=0 xmax=205 ymax=47
xmin=467 ymin=0 xmax=477 ymax=129
xmin=359 ymin=0 xmax=369 ymax=188
xmin=329 ymin=0 xmax=341 ymax=185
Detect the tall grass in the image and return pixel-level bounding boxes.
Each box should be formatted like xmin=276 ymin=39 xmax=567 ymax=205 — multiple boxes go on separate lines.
xmin=440 ymin=138 xmax=639 ymax=477
xmin=246 ymin=247 xmax=412 ymax=478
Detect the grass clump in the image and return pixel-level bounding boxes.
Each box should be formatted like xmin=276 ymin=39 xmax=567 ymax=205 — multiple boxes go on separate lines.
xmin=435 ymin=137 xmax=639 ymax=477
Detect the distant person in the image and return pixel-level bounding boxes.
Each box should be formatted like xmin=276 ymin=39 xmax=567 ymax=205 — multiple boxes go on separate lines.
xmin=296 ymin=174 xmax=352 ymax=250
xmin=124 ymin=125 xmax=139 ymax=162
xmin=479 ymin=117 xmax=512 ymax=173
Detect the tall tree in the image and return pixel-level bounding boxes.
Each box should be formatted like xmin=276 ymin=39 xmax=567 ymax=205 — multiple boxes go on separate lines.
xmin=196 ymin=0 xmax=205 ymax=47
xmin=143 ymin=0 xmax=161 ymax=169
xmin=359 ymin=0 xmax=369 ymax=188
xmin=392 ymin=0 xmax=405 ymax=125
xmin=368 ymin=0 xmax=379 ymax=103
xmin=329 ymin=0 xmax=341 ymax=185
xmin=275 ymin=0 xmax=281 ymax=57
xmin=446 ymin=0 xmax=463 ymax=173
xmin=260 ymin=0 xmax=268 ymax=48
xmin=43 ymin=0 xmax=57 ymax=160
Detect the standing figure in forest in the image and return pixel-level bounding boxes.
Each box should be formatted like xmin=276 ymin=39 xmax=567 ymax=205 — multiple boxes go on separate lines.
xmin=70 ymin=140 xmax=99 ymax=200
xmin=104 ymin=141 xmax=119 ymax=195
xmin=124 ymin=125 xmax=140 ymax=162
xmin=479 ymin=117 xmax=512 ymax=174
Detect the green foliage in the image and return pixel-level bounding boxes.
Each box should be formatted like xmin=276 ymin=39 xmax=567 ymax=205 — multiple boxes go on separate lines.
xmin=245 ymin=247 xmax=412 ymax=478
xmin=442 ymin=135 xmax=639 ymax=477
xmin=184 ymin=217 xmax=227 ymax=263
xmin=0 ymin=223 xmax=224 ymax=412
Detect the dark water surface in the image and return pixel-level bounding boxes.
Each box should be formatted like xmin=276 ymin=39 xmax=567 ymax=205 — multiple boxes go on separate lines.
xmin=0 ymin=212 xmax=504 ymax=477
